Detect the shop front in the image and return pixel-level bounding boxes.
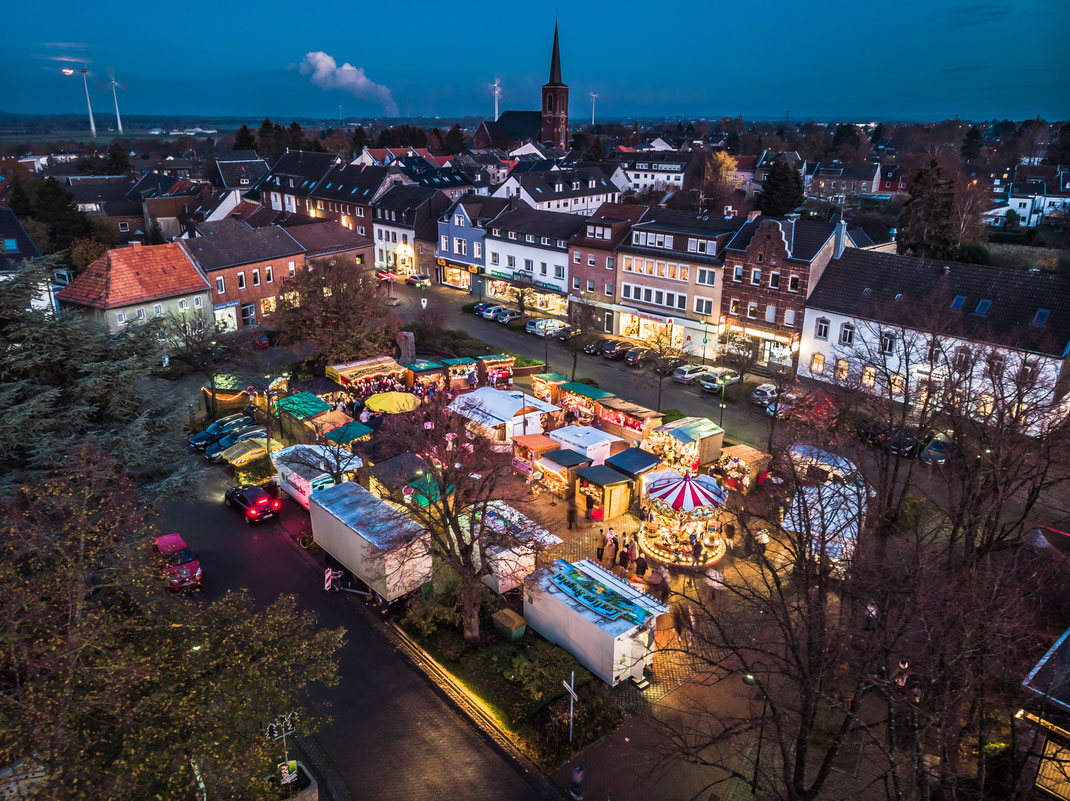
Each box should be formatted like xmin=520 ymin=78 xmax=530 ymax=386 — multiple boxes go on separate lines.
xmin=477 ymin=354 xmax=515 ymax=388
xmin=617 ymin=308 xmax=718 ymax=363
xmin=213 ymin=300 xmax=239 ymax=332
xmin=714 ymin=444 xmax=770 ymax=495
xmin=511 ymin=433 xmax=560 ymax=476
xmin=326 ymin=356 xmax=406 ymax=397
xmin=441 ymin=357 xmax=478 ymax=391
xmin=437 ymin=258 xmax=476 ymax=291
xmin=531 ymin=373 xmax=569 ymax=403
xmin=574 ymin=465 xmax=633 ymax=522
xmin=638 ymin=471 xmax=729 ymax=568
xmin=534 ymin=448 xmax=591 ymax=499
xmin=557 ymin=382 xmax=616 ymax=425
xmin=596 ymin=398 xmax=663 ymax=444
xmin=643 ymin=417 xmax=724 ymax=470
xmin=723 ymin=322 xmax=799 ymax=369
xmin=485 ymin=274 xmax=569 ymax=316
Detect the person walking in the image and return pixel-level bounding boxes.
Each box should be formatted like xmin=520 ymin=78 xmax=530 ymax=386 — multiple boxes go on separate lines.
xmin=567 ymin=506 xmax=577 ymax=531
xmin=604 ymin=529 xmax=617 ymax=566
xmin=595 ymin=528 xmax=607 ymax=561
xmin=634 ymin=552 xmax=649 ymax=579
xmin=569 ymin=764 xmax=585 ymax=800
xmin=617 ymin=536 xmax=630 ymax=577
xmin=692 ymin=536 xmax=704 ymax=566
xmin=627 ymin=534 xmax=639 ymax=569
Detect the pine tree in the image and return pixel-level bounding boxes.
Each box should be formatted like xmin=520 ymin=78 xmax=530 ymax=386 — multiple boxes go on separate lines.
xmin=233 ymin=124 xmax=256 ymax=151
xmin=586 ymin=137 xmax=607 ymax=161
xmin=444 ymin=123 xmax=466 ymax=155
xmin=287 ymin=121 xmax=306 ymax=150
xmin=145 ymin=215 xmax=165 ymax=245
xmin=898 ymin=160 xmax=957 ymax=259
xmin=756 ymin=160 xmax=803 ymax=216
xmin=104 ymin=141 xmax=130 ymax=174
xmin=1046 ymin=122 xmax=1070 ymax=165
xmin=33 ymin=178 xmax=91 ymax=250
xmin=9 ymin=179 xmax=32 ymax=219
xmin=961 ymin=126 xmax=983 ymax=162
xmin=351 ymin=126 xmax=369 ymax=156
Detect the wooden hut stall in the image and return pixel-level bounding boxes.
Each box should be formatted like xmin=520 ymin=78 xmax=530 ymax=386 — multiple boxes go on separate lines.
xmin=574 ymin=465 xmax=633 ymax=522
xmin=533 ymin=448 xmax=591 ymax=499
xmin=305 ymin=409 xmax=354 ymax=442
xmin=643 ymin=417 xmax=724 ymax=470
xmin=531 ymin=373 xmax=569 ymax=403
xmin=477 ymin=354 xmax=515 ymax=388
xmin=715 ymin=444 xmax=771 ymax=494
xmin=441 ymin=357 xmax=478 ymax=391
xmin=275 ymin=391 xmax=332 ymax=444
xmin=326 ymin=356 xmax=405 ymax=396
xmin=596 ymin=398 xmax=663 ymax=444
xmin=403 ymin=360 xmax=446 ymax=393
xmin=511 ymin=433 xmax=561 ymax=477
xmin=557 ymin=382 xmax=616 ymax=424
xmin=202 ymin=373 xmax=273 ymax=414
xmin=605 ymin=448 xmax=663 ymax=504
xmin=325 ymin=420 xmax=373 ymax=448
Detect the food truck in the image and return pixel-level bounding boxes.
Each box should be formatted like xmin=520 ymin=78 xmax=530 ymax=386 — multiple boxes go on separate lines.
xmin=596 ymin=398 xmax=663 ymax=444
xmin=524 ymin=559 xmax=669 ymax=685
xmin=271 ymin=444 xmax=363 ymax=509
xmin=457 ymin=501 xmax=562 ymax=594
xmin=548 ymin=425 xmax=623 ymax=466
xmin=310 ymin=481 xmax=431 ymax=603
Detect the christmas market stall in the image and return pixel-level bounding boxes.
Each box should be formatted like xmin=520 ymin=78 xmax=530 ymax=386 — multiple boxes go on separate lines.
xmin=290 ymin=376 xmax=346 ymax=403
xmin=714 ymin=444 xmax=770 ymax=494
xmin=448 ymin=387 xmax=558 ymax=446
xmin=524 ymin=559 xmax=669 ymax=685
xmin=511 ymin=433 xmax=561 ymax=477
xmin=574 ymin=465 xmax=633 ymax=522
xmin=531 ymin=372 xmax=569 ymax=403
xmin=643 ymin=417 xmax=724 ymax=470
xmin=304 ymin=408 xmax=354 ymax=442
xmin=605 ymin=448 xmax=663 ymax=506
xmin=202 ymin=373 xmax=273 ymax=414
xmin=326 ymin=356 xmax=406 ymax=397
xmin=275 ymin=391 xmax=332 ymax=443
xmin=534 ymin=449 xmax=591 ymax=499
xmin=458 ymin=501 xmax=562 ymax=593
xmin=596 ymin=398 xmax=663 ymax=444
xmin=548 ymin=425 xmax=624 ymax=466
xmin=324 ymin=420 xmax=374 ymax=448
xmin=557 ymin=382 xmax=616 ymax=424
xmin=441 ymin=357 xmax=479 ymax=391
xmin=403 ymin=360 xmax=446 ymax=394
xmin=477 ymin=354 xmax=515 ymax=388
xmin=638 ymin=471 xmax=729 ymax=568
xmin=365 ymin=452 xmax=451 ymax=509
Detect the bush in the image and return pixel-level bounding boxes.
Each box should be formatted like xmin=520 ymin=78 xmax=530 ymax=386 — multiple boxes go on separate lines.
xmin=403 ymin=595 xmax=461 ymax=638
xmin=533 ymin=683 xmax=627 ymax=765
xmin=234 ymin=456 xmax=275 ymax=487
xmin=661 ymin=408 xmax=684 ymax=423
xmin=509 ymin=353 xmax=544 ymax=368
xmin=502 ymin=640 xmax=592 ymax=708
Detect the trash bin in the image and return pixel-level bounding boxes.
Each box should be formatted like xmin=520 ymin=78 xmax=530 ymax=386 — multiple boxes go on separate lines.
xmin=492 ymin=608 xmax=527 ymax=641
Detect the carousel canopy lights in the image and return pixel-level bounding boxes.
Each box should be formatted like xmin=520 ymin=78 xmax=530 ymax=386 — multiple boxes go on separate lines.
xmin=647 ymin=472 xmax=727 ymax=513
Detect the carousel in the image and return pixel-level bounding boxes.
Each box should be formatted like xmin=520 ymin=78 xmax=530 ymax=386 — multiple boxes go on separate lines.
xmin=639 ymin=471 xmax=729 ymax=568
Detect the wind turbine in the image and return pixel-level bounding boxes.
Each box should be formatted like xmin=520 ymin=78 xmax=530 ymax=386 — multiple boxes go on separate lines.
xmin=63 ymin=67 xmax=96 ymax=137
xmin=589 ymin=92 xmax=598 ymax=127
xmin=491 ymin=79 xmax=502 ymax=121
xmin=109 ymin=75 xmax=123 ymax=134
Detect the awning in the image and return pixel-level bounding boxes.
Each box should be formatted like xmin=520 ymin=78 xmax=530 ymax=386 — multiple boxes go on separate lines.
xmin=478 ymin=353 xmax=515 ymax=364
xmin=326 ymin=356 xmax=404 ymax=385
xmin=365 ymin=392 xmax=421 ymax=414
xmin=403 ymin=360 xmax=444 ymax=373
xmin=291 ymin=376 xmax=346 ymax=396
xmin=307 ymin=409 xmax=353 ymax=435
xmin=325 ymin=420 xmax=373 ymax=445
xmin=654 ymin=416 xmax=723 ymax=444
xmin=539 ymin=448 xmax=591 ymax=469
xmin=560 ymin=381 xmax=616 ymax=401
xmin=533 ymin=373 xmax=569 ymax=384
xmin=598 ymin=397 xmax=660 ymax=420
xmin=574 ymin=465 xmax=633 ymax=487
xmin=441 ymin=357 xmax=477 ymax=367
xmin=512 ymin=433 xmax=560 ymax=452
xmin=276 ymin=392 xmax=332 ymax=420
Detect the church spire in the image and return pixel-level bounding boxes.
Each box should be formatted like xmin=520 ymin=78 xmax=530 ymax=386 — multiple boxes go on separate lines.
xmin=548 ymin=21 xmax=563 ymax=85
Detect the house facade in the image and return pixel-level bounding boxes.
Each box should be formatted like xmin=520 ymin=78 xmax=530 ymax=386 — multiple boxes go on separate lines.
xmin=372 ymin=185 xmax=449 ymax=278
xmin=808 ymin=162 xmax=881 ymax=202
xmin=615 ymin=152 xmax=702 ymax=194
xmin=492 ymin=168 xmax=619 ymax=216
xmin=434 ymin=195 xmax=514 ymax=291
xmin=259 ymin=151 xmax=341 ymax=216
xmin=305 ymin=163 xmax=390 ymax=237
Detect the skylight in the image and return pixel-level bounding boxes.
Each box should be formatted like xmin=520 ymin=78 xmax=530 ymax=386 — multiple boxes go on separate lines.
xmin=950 ymin=295 xmax=966 ymax=310
xmin=974 ymin=299 xmax=991 ymax=316
xmin=1033 ymin=308 xmax=1050 ymax=326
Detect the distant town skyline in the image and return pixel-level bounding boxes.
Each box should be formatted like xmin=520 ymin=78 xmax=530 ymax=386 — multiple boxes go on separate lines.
xmin=2 ymin=0 xmax=1068 ymax=123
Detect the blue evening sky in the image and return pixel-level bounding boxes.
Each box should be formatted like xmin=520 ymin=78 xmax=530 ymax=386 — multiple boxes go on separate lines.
xmin=3 ymin=0 xmax=1067 ymax=122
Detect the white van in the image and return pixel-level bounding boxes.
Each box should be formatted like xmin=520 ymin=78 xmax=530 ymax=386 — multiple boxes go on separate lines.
xmin=526 ymin=318 xmax=566 ymax=337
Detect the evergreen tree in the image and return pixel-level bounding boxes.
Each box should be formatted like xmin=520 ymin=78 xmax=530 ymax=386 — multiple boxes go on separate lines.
xmin=960 ymin=126 xmax=983 ymax=162
xmin=351 ymin=126 xmax=369 ymax=156
xmin=444 ymin=123 xmax=466 ymax=155
xmin=586 ymin=137 xmax=607 ymax=161
xmin=898 ymin=160 xmax=957 ymax=259
xmin=869 ymin=121 xmax=886 ymax=144
xmin=145 ymin=215 xmax=165 ymax=245
xmin=104 ymin=141 xmax=130 ymax=174
xmin=233 ymin=124 xmax=256 ymax=151
xmin=756 ymin=160 xmax=803 ymax=216
xmin=1046 ymin=122 xmax=1070 ymax=166
xmin=287 ymin=121 xmax=306 ymax=150
xmin=9 ymin=179 xmax=32 ymax=219
xmin=724 ymin=130 xmax=740 ymax=154
xmin=832 ymin=123 xmax=861 ymax=152
xmin=33 ymin=178 xmax=91 ymax=250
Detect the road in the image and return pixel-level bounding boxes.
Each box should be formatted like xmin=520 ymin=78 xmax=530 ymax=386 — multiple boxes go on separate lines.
xmin=163 ymin=462 xmax=551 ymax=801
xmin=391 ymin=281 xmax=776 ymax=449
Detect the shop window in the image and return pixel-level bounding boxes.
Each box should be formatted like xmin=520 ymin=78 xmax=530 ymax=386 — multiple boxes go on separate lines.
xmin=862 ymin=365 xmax=876 ymax=387
xmin=835 ymin=359 xmax=849 ymax=381
xmin=890 ymin=373 xmax=904 ymax=395
xmin=240 ymin=303 xmax=256 ymax=327
xmin=810 ymin=353 xmax=825 ymax=374
xmin=260 ymin=296 xmax=277 ymax=314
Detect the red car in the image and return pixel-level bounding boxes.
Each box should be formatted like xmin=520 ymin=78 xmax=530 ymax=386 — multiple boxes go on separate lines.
xmin=152 ymin=533 xmax=203 ymax=591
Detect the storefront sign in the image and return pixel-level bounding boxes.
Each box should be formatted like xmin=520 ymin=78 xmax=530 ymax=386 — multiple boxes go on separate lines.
xmin=468 ymin=265 xmax=480 ymax=274
xmin=549 ymin=559 xmax=650 ymax=626
xmin=513 ymin=271 xmax=534 ymax=283
xmin=535 ymin=281 xmax=561 ymax=293
xmin=214 ymin=300 xmax=240 ymax=310
xmin=488 ymin=269 xmax=512 ymax=279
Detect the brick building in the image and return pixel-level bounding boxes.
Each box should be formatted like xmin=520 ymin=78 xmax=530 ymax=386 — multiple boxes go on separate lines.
xmin=305 ymin=163 xmax=390 ymax=236
xmin=258 ymin=151 xmax=341 ymax=216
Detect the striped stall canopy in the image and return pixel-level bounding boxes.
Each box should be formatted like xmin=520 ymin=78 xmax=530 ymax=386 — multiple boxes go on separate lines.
xmin=647 ymin=472 xmax=727 ymax=513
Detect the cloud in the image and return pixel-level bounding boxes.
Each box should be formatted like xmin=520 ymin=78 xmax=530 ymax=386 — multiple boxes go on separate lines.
xmin=44 ymin=42 xmax=88 ymax=49
xmin=299 ymin=51 xmax=397 ymax=117
xmin=48 ymin=55 xmax=85 ymax=64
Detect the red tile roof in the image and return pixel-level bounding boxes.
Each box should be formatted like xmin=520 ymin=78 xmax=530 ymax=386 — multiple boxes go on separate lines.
xmin=56 ymin=242 xmax=209 ymax=310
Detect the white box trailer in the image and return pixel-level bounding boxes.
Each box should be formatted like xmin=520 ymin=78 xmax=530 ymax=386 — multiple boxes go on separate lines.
xmin=523 ymin=559 xmax=668 ymax=685
xmin=309 ymin=482 xmax=431 ymax=603
xmin=271 ymin=445 xmax=363 ymax=510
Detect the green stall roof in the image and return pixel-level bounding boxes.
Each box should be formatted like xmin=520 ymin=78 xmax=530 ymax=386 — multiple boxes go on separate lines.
xmin=478 ymin=353 xmax=514 ymax=363
xmin=533 ymin=373 xmax=569 ymax=384
xmin=441 ymin=357 xmax=477 ymax=367
xmin=276 ymin=391 xmax=332 ymax=420
xmin=559 ymin=381 xmax=616 ymax=401
xmin=324 ymin=420 xmax=373 ymax=445
xmin=403 ymin=360 xmax=444 ymax=372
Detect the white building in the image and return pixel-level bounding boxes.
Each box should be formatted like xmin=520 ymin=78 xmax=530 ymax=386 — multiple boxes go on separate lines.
xmin=615 ymin=152 xmax=699 ymax=194
xmin=493 ymin=168 xmax=620 ymax=216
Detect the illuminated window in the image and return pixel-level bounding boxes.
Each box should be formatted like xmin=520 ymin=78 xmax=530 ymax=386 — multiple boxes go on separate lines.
xmin=810 ymin=353 xmax=825 ymax=374
xmin=890 ymin=373 xmax=904 ymax=395
xmin=835 ymin=359 xmax=849 ymax=381
xmin=260 ymin=296 xmax=277 ymax=314
xmin=862 ymin=366 xmax=876 ymax=387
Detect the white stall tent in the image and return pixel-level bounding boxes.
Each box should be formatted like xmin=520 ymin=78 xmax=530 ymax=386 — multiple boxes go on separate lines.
xmin=548 ymin=425 xmax=622 ymax=465
xmin=457 ymin=501 xmax=563 ymax=594
xmin=448 ymin=387 xmax=559 ymax=442
xmin=271 ymin=444 xmax=363 ymax=509
xmin=309 ymin=481 xmax=431 ymax=602
xmin=524 ymin=559 xmax=668 ymax=685
xmin=781 ymin=482 xmax=867 ymax=564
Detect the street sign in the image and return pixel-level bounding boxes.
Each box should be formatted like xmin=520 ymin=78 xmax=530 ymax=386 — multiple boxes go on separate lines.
xmin=561 ymin=680 xmax=579 ymax=702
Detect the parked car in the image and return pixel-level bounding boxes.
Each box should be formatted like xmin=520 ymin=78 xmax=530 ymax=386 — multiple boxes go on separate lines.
xmin=481 ymin=305 xmax=506 ymax=320
xmin=583 ymin=338 xmax=611 ymax=355
xmin=152 ymin=534 xmax=203 ymax=591
xmin=472 ymin=302 xmax=494 ymax=315
xmin=497 ymin=309 xmax=523 ymax=324
xmin=889 ymin=426 xmax=932 ymax=458
xmin=602 ymin=340 xmax=631 ymax=360
xmin=205 ymin=425 xmax=266 ymax=462
xmin=766 ymin=393 xmax=836 ymax=426
xmin=188 ymin=412 xmax=254 ymax=450
xmin=220 ymin=437 xmax=284 ymax=468
xmin=376 ymin=270 xmax=399 ymax=282
xmin=624 ymin=348 xmax=651 ymax=367
xmin=224 ymin=485 xmax=282 ymax=524
xmin=405 ymin=274 xmax=432 ymax=287
xmin=558 ymin=326 xmax=583 ymax=341
xmin=919 ymin=432 xmax=954 ymax=466
xmin=653 ymin=356 xmax=687 ymax=375
xmin=856 ymin=419 xmax=893 ymax=448
xmin=699 ymin=368 xmax=741 ymax=393
xmin=672 ymin=364 xmax=710 ymax=384
xmin=750 ymin=383 xmax=780 ymax=406
xmin=526 ymin=318 xmax=567 ymax=336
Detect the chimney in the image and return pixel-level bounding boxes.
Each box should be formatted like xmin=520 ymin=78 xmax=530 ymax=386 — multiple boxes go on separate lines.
xmin=129 ymin=241 xmax=142 ymax=249
xmin=509 ymin=195 xmax=519 ymax=211
xmin=746 ymin=210 xmax=760 ymax=222
xmin=834 ymin=217 xmax=847 ymax=259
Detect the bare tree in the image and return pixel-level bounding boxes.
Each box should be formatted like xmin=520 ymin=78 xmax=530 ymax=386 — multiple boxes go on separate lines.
xmin=641 ymin=325 xmax=689 ymax=412
xmin=563 ymin=294 xmax=600 ymax=381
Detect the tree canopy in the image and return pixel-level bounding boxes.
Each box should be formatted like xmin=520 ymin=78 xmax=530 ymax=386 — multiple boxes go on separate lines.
xmin=898 ymin=159 xmax=957 ymax=259
xmin=757 ymin=160 xmax=804 ymax=216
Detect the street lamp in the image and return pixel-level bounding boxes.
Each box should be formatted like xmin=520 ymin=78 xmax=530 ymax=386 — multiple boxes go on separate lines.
xmin=719 ymin=402 xmax=727 ymax=428
xmin=742 ymin=666 xmax=769 ymax=795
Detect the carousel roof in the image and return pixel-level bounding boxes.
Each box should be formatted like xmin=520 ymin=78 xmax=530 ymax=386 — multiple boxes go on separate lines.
xmin=646 ymin=472 xmax=727 ymax=512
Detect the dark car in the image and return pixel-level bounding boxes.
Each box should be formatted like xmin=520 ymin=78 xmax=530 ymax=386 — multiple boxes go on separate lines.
xmin=653 ymin=356 xmax=687 ymax=375
xmin=889 ymin=426 xmax=931 ymax=458
xmin=205 ymin=424 xmax=266 ymax=462
xmin=188 ymin=411 xmax=254 ymax=450
xmin=919 ymin=433 xmax=954 ymax=466
xmin=583 ymin=338 xmax=610 ymax=355
xmin=472 ymin=302 xmax=494 ymax=315
xmin=857 ymin=419 xmax=893 ymax=448
xmin=224 ymin=485 xmax=282 ymax=524
xmin=625 ymin=348 xmax=651 ymax=367
xmin=602 ymin=340 xmax=631 ymax=360
xmin=557 ymin=325 xmax=582 ymax=341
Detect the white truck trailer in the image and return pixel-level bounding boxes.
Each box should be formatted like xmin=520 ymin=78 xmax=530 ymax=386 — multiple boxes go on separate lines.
xmin=271 ymin=444 xmax=362 ymax=510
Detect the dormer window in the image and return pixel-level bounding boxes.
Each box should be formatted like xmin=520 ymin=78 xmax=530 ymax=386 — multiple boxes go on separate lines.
xmin=555 ymin=183 xmax=563 ymax=192
xmin=950 ymin=295 xmax=966 ymax=310
xmin=1033 ymin=308 xmax=1050 ymax=326
xmin=572 ymin=182 xmax=580 ymax=191
xmin=974 ymin=299 xmax=991 ymax=316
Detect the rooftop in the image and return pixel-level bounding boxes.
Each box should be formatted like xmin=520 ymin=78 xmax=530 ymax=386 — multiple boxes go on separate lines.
xmin=55 ymin=242 xmax=208 ymax=309
xmin=182 ymin=219 xmax=303 ymax=271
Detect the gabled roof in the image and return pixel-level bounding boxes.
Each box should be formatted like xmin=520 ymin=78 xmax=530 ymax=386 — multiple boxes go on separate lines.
xmin=806 ymin=249 xmax=1070 ymax=356
xmin=813 ymin=161 xmax=879 ymax=181
xmin=56 ymin=242 xmax=208 ymax=309
xmin=283 ymin=221 xmax=372 ymax=257
xmin=227 ymin=202 xmax=317 ymax=229
xmin=213 ymin=158 xmax=268 ymax=190
xmin=510 ymin=168 xmax=616 ymax=201
xmin=446 ymin=195 xmax=515 ymax=225
xmin=259 ymin=151 xmax=340 ymax=197
xmin=182 ymin=219 xmax=303 ymax=271
xmin=724 ymin=217 xmax=837 ymax=263
xmin=310 ymin=163 xmax=388 ymax=203
xmin=568 ymin=203 xmax=648 ymax=249
xmin=0 ymin=209 xmax=42 ymax=270
xmin=637 ymin=207 xmax=748 ymax=237
xmin=487 ymin=207 xmax=588 ymax=240
xmin=372 ymin=184 xmax=440 ymax=213
xmin=483 ymin=111 xmax=542 ymax=147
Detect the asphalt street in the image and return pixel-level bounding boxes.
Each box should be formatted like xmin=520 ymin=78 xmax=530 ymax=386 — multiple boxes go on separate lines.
xmin=163 ymin=461 xmax=550 ymax=801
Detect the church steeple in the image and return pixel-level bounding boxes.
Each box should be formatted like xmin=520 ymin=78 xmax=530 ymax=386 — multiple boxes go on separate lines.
xmin=548 ymin=21 xmax=563 ymax=85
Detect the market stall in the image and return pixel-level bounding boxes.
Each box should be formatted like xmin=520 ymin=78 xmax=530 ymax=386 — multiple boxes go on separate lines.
xmin=714 ymin=444 xmax=770 ymax=494
xmin=202 ymin=373 xmax=273 ymax=413
xmin=324 ymin=420 xmax=373 ymax=447
xmin=477 ymin=354 xmax=515 ymax=388
xmin=448 ymin=387 xmax=559 ymax=445
xmin=290 ymin=376 xmax=346 ymax=402
xmin=524 ymin=559 xmax=669 ymax=685
xmin=534 ymin=448 xmax=591 ymax=498
xmin=326 ymin=356 xmax=406 ymax=397
xmin=365 ymin=391 xmax=420 ymax=415
xmin=596 ymin=398 xmax=663 ymax=444
xmin=305 ymin=408 xmax=354 ymax=441
xmin=643 ymin=417 xmax=724 ymax=470
xmin=574 ymin=465 xmax=633 ymax=522
xmin=638 ymin=471 xmax=729 ymax=568
xmin=457 ymin=501 xmax=562 ymax=594
xmin=276 ymin=391 xmax=332 ymax=443
xmin=511 ymin=433 xmax=561 ymax=476
xmin=548 ymin=425 xmax=624 ymax=466
xmin=557 ymin=382 xmax=616 ymax=425
xmin=365 ymin=452 xmax=451 ymax=508
xmin=403 ymin=361 xmax=446 ymax=395
xmin=531 ymin=372 xmax=569 ymax=403
xmin=441 ymin=357 xmax=479 ymax=391
xmin=605 ymin=448 xmax=662 ymax=483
